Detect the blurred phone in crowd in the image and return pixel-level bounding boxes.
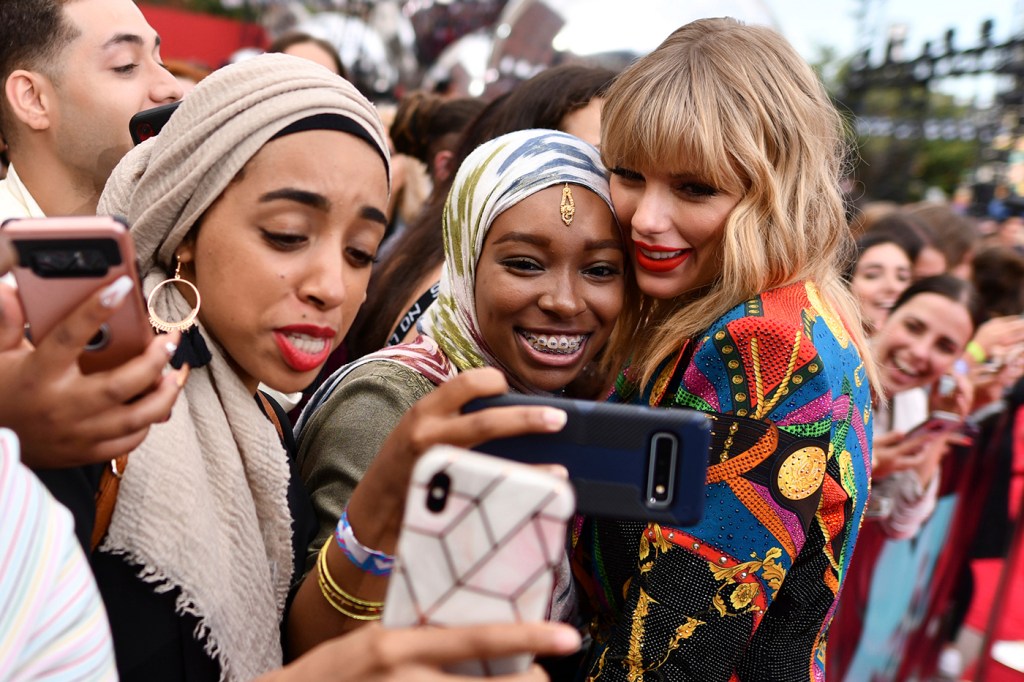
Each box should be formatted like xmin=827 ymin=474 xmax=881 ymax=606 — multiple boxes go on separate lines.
xmin=130 ymin=101 xmax=181 ymax=145
xmin=2 ymin=216 xmax=152 ymax=373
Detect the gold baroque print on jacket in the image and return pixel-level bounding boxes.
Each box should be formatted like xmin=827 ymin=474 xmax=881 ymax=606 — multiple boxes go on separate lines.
xmin=709 ymin=546 xmax=786 ymax=618
xmin=578 ymin=283 xmax=874 ymax=681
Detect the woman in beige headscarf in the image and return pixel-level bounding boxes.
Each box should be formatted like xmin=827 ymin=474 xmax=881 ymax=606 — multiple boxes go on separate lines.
xmin=95 ymin=54 xmax=576 ymax=681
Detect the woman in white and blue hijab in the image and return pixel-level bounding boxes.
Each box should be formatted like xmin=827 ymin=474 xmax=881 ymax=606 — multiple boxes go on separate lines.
xmin=296 ymin=128 xmax=631 ymax=563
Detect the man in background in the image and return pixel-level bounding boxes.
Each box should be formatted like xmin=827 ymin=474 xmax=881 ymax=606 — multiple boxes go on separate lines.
xmin=0 ymin=0 xmax=181 ymax=220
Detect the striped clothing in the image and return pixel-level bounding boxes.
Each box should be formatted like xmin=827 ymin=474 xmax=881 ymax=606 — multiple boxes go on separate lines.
xmin=0 ymin=429 xmax=116 ymax=681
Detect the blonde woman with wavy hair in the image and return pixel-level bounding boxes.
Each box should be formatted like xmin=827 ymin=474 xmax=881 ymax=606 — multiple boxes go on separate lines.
xmin=574 ymin=18 xmax=877 ymax=681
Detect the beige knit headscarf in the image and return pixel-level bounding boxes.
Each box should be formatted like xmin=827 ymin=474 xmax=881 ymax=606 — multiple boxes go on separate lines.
xmin=96 ymin=54 xmax=390 ymax=681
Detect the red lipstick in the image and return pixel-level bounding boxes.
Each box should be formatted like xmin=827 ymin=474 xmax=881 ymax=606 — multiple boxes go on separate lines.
xmin=273 ymin=324 xmax=335 ymax=373
xmin=633 ymin=240 xmax=691 ymax=273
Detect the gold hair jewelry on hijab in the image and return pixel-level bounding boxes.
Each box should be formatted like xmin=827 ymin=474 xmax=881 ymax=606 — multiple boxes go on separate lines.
xmin=419 ymin=129 xmax=614 ymax=394
xmin=560 ymin=183 xmax=575 ymax=226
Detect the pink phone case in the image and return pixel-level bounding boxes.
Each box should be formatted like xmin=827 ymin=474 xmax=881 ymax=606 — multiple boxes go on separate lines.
xmin=907 ymin=410 xmax=963 ymax=439
xmin=4 ymin=216 xmax=152 ymax=374
xmin=382 ymin=445 xmax=575 ymax=677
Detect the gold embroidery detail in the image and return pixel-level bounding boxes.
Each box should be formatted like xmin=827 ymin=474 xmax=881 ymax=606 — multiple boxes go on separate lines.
xmin=718 ymin=422 xmax=740 ymax=462
xmin=732 ymin=375 xmax=743 ymax=385
xmin=673 ymin=617 xmax=704 ymax=642
xmin=805 ymin=281 xmax=849 ymax=347
xmin=722 ymin=344 xmax=734 ymax=353
xmin=777 ymin=446 xmax=827 ymax=500
xmin=708 ymin=546 xmax=786 ymax=618
xmin=728 ymin=360 xmax=739 ymax=369
xmin=715 ymin=331 xmax=726 ymax=341
xmin=587 ymin=647 xmax=609 ymax=681
xmin=752 ymin=329 xmax=803 ymax=420
xmin=626 ymin=588 xmax=655 ymax=680
xmin=730 ymin=582 xmax=760 ymax=610
xmin=559 ymin=183 xmax=575 ymax=225
xmin=735 ymin=393 xmax=747 ymax=402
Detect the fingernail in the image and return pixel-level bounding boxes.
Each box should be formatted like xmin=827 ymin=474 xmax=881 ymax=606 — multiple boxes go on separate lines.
xmin=164 ymin=340 xmax=178 ymax=356
xmin=99 ymin=275 xmax=134 ymax=308
xmin=175 ymin=365 xmax=190 ymax=388
xmin=543 ymin=408 xmax=567 ymax=430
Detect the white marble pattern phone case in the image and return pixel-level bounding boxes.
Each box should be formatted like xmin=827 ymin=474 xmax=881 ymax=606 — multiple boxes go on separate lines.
xmin=382 ymin=445 xmax=575 ymax=676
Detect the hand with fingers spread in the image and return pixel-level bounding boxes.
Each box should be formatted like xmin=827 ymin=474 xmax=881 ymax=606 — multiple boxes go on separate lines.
xmin=287 ymin=367 xmax=569 ymax=656
xmin=268 ymin=622 xmax=580 ymax=682
xmin=0 ymin=271 xmax=187 ymax=468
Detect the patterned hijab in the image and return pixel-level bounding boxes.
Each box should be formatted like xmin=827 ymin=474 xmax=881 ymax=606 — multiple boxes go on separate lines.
xmin=419 ymin=128 xmax=614 ymax=394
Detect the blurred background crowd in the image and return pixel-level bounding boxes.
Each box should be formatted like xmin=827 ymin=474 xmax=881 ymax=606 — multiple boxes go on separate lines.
xmin=3 ymin=1 xmax=1024 ymax=680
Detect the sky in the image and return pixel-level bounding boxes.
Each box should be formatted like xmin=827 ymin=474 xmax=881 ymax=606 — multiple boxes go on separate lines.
xmin=542 ymin=0 xmax=1020 ymax=104
xmin=768 ymin=0 xmax=1022 ymax=102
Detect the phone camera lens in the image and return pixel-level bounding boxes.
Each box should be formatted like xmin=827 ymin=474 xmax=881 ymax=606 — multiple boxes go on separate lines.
xmin=85 ymin=324 xmax=110 ymax=351
xmin=426 ymin=471 xmax=450 ymax=513
xmin=646 ymin=433 xmax=677 ymax=508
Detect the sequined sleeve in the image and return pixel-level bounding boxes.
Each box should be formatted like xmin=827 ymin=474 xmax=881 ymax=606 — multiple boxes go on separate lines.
xmin=580 ymin=282 xmax=873 ymax=682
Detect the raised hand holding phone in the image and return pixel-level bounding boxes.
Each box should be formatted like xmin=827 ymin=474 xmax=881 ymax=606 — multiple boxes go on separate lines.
xmin=382 ymin=445 xmax=575 ymax=676
xmin=0 ymin=225 xmax=187 ymax=468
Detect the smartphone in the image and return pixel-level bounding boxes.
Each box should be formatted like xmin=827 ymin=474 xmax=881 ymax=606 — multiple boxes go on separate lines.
xmin=382 ymin=445 xmax=575 ymax=676
xmin=463 ymin=394 xmax=711 ymax=526
xmin=3 ymin=216 xmax=153 ymax=374
xmin=906 ymin=410 xmax=964 ymax=439
xmin=129 ymin=101 xmax=180 ymax=145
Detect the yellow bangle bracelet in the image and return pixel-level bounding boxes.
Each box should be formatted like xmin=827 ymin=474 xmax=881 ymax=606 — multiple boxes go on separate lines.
xmin=317 ymin=572 xmax=382 ymax=620
xmin=318 ymin=541 xmax=384 ymax=607
xmin=966 ymin=340 xmax=987 ymax=364
xmin=316 ymin=541 xmax=384 ymax=620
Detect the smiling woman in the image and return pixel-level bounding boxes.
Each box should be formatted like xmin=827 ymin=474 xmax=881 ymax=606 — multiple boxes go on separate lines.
xmin=571 ymin=18 xmax=878 ymax=681
xmin=828 ymin=275 xmax=985 ymax=680
xmin=294 ymin=129 xmax=628 ymax=572
xmin=847 ymin=231 xmax=915 ymax=336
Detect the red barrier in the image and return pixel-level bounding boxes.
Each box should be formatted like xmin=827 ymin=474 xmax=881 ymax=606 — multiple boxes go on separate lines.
xmin=138 ymin=4 xmax=267 ymax=70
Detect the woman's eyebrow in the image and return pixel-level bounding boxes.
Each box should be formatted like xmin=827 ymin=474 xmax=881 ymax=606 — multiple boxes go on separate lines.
xmin=360 ymin=206 xmax=388 ymax=226
xmin=259 ymin=188 xmax=387 ymax=226
xmin=259 ymin=188 xmax=329 ymax=211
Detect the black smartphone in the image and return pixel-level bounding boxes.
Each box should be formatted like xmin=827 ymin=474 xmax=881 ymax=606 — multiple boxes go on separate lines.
xmin=129 ymin=101 xmax=180 ymax=145
xmin=462 ymin=394 xmax=711 ymax=526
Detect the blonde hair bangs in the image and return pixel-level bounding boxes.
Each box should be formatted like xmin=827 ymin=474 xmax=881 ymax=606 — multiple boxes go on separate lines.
xmin=600 ymin=18 xmax=875 ymax=391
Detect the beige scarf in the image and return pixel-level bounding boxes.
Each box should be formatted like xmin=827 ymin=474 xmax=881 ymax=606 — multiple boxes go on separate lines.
xmin=97 ymin=54 xmax=390 ymax=681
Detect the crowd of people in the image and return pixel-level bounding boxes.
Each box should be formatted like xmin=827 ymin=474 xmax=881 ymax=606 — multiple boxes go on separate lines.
xmin=1 ymin=1 xmax=1023 ymax=681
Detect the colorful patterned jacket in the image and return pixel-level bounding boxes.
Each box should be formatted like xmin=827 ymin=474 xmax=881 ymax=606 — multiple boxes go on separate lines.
xmin=577 ymin=281 xmax=873 ymax=681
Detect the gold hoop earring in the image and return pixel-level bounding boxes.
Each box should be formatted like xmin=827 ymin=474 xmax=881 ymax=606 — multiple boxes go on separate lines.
xmin=147 ymin=258 xmax=201 ymax=333
xmin=560 ymin=183 xmax=575 ymax=226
